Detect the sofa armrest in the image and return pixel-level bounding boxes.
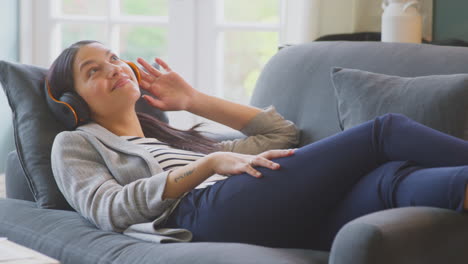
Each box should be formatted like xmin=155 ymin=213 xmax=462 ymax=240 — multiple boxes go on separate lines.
xmin=5 ymin=150 xmax=35 ymax=202
xmin=330 ymin=207 xmax=468 ymax=264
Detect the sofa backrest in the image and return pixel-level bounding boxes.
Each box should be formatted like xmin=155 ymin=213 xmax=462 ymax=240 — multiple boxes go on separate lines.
xmin=250 ymin=41 xmax=468 ymax=146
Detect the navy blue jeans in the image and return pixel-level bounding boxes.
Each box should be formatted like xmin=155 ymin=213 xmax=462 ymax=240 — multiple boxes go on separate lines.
xmin=162 ymin=114 xmax=468 ymax=250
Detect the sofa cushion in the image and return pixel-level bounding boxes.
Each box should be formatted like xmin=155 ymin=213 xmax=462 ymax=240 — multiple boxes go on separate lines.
xmin=0 ymin=60 xmax=168 ymax=210
xmin=331 ymin=67 xmax=468 ymax=139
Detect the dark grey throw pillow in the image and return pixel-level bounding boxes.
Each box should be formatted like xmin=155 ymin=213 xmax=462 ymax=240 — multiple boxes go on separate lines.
xmin=0 ymin=60 xmax=168 ymax=210
xmin=331 ymin=67 xmax=468 ymax=139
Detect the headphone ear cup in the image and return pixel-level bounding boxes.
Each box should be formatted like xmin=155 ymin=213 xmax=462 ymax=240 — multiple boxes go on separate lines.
xmin=124 ymin=60 xmax=141 ymax=85
xmin=60 ymin=92 xmax=91 ymax=125
xmin=45 ymin=79 xmax=91 ymax=130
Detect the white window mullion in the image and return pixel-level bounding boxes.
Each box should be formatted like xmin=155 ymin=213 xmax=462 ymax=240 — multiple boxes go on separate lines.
xmin=217 ymin=22 xmax=280 ymax=31
xmin=196 ymin=0 xmax=217 ymax=97
xmin=109 ymin=0 xmax=118 ymax=50
xmin=168 ymin=0 xmax=195 ymax=85
xmin=51 ymin=16 xmax=107 ymax=23
xmin=30 ymin=0 xmax=54 ymax=67
xmin=51 ymin=23 xmax=61 ymax=61
xmin=111 ymin=16 xmax=168 ymax=24
xmin=166 ymin=0 xmax=197 ymax=129
xmin=49 ymin=0 xmax=61 ymax=65
xmin=279 ymin=0 xmax=287 ymax=44
xmin=214 ymin=31 xmax=224 ymax=98
xmin=214 ymin=0 xmax=224 ymax=98
xmin=19 ymin=0 xmax=33 ymax=64
xmin=109 ymin=25 xmax=120 ymax=52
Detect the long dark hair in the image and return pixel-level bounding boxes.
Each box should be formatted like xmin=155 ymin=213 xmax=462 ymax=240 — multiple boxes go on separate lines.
xmin=47 ymin=40 xmax=220 ymax=154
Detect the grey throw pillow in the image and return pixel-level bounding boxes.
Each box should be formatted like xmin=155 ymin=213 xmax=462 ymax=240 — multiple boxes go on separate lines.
xmin=331 ymin=67 xmax=468 ymax=139
xmin=0 ymin=60 xmax=168 ymax=210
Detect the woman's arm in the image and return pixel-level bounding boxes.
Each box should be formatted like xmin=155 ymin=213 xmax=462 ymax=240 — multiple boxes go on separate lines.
xmin=162 ymin=155 xmax=215 ymax=200
xmin=162 ymin=150 xmax=296 ymax=199
xmin=136 ymin=57 xmax=300 ymax=153
xmin=187 ymin=92 xmax=261 ymax=131
xmin=136 ymin=57 xmax=261 ymax=131
xmin=215 ymin=106 xmax=300 ymax=154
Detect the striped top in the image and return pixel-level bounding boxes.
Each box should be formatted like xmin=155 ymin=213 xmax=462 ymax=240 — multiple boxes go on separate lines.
xmin=121 ymin=136 xmax=228 ymax=189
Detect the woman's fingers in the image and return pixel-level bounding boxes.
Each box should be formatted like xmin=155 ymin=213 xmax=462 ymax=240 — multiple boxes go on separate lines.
xmin=137 ymin=57 xmax=163 ymax=78
xmin=259 ymin=149 xmax=296 ymax=160
xmin=245 ymin=156 xmax=280 ymax=178
xmin=136 ymin=57 xmax=172 ymax=80
xmin=250 ymin=156 xmax=280 ymax=170
xmin=139 ymin=68 xmax=153 ymax=82
xmin=155 ymin=57 xmax=172 ymax=72
xmin=139 ymin=79 xmax=150 ymax=90
xmin=245 ymin=163 xmax=262 ymax=178
xmin=142 ymin=95 xmax=164 ymax=109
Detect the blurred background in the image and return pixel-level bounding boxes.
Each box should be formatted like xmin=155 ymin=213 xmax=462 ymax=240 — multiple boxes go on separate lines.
xmin=1 ymin=0 xmax=467 ymax=182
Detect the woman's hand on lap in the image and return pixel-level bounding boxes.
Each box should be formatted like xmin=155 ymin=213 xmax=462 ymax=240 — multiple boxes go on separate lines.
xmin=136 ymin=57 xmax=198 ymax=111
xmin=208 ymin=149 xmax=296 ymax=178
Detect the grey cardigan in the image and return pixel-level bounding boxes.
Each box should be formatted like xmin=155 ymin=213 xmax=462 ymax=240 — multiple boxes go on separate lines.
xmin=51 ymin=106 xmax=299 ymax=243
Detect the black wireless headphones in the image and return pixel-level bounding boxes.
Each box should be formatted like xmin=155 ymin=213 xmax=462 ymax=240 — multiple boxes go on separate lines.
xmin=45 ymin=60 xmax=142 ymax=130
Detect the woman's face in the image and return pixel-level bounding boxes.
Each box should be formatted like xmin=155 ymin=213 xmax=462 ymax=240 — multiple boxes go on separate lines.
xmin=72 ymin=42 xmax=140 ymax=120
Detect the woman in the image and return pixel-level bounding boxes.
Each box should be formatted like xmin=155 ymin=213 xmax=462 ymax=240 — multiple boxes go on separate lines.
xmin=49 ymin=40 xmax=468 ymax=251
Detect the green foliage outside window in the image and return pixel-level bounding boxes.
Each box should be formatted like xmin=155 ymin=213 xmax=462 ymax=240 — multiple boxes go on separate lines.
xmin=120 ymin=26 xmax=167 ymax=62
xmin=224 ymin=0 xmax=279 ymax=23
xmin=61 ymin=24 xmax=107 ymax=49
xmin=120 ymin=0 xmax=168 ymax=16
xmin=224 ymin=31 xmax=278 ymax=104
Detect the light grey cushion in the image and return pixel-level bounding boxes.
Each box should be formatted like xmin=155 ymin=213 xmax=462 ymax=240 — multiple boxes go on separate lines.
xmin=331 ymin=67 xmax=468 ymax=139
xmin=0 ymin=60 xmax=168 ymax=210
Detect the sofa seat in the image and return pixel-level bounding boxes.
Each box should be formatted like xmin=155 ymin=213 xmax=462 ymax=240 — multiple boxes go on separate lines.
xmin=0 ymin=198 xmax=330 ymax=264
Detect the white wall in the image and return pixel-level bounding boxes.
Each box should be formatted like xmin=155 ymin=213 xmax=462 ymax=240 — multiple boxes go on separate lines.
xmin=283 ymin=0 xmax=432 ymax=44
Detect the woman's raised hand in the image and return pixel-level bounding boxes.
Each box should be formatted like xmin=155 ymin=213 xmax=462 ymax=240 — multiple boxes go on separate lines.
xmin=136 ymin=57 xmax=198 ymax=111
xmin=208 ymin=149 xmax=296 ymax=178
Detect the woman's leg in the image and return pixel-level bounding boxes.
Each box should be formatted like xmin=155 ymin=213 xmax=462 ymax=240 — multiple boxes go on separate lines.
xmin=163 ymin=113 xmax=468 ymax=249
xmin=317 ymin=162 xmax=468 ymax=250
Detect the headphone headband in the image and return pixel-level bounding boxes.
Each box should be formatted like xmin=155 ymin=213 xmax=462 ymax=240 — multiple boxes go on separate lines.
xmin=123 ymin=60 xmax=142 ymax=84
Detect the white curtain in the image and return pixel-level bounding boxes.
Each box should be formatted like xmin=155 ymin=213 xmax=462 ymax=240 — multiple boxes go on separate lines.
xmin=281 ymin=0 xmax=433 ymax=45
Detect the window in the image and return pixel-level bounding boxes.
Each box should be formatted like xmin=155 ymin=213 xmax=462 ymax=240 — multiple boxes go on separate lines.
xmin=23 ymin=0 xmax=284 ymax=128
xmin=210 ymin=0 xmax=281 ymax=104
xmin=44 ymin=0 xmax=170 ymax=64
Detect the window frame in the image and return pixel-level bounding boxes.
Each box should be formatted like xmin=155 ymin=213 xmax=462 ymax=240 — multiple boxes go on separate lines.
xmin=20 ymin=0 xmax=285 ymax=129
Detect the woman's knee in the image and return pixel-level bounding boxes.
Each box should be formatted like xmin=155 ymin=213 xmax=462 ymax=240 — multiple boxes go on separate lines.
xmin=374 ymin=113 xmax=416 ymax=136
xmin=378 ymin=113 xmax=411 ymax=124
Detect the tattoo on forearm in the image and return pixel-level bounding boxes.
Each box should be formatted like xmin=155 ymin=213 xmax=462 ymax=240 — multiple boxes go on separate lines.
xmin=174 ymin=169 xmax=195 ymax=183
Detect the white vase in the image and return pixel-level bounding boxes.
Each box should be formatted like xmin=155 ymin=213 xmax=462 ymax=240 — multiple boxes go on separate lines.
xmin=381 ymin=0 xmax=422 ymax=43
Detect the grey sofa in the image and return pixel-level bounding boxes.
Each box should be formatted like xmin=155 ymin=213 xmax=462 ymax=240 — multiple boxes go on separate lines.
xmin=2 ymin=41 xmax=468 ymax=264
